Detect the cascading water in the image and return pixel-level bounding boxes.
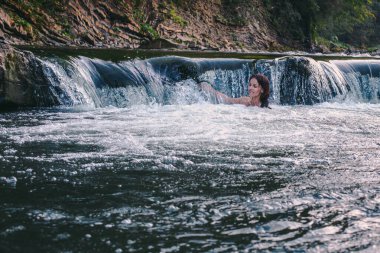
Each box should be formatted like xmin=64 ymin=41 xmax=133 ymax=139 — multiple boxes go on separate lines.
xmin=330 ymin=60 xmax=380 ymax=102
xmin=265 ymin=57 xmax=380 ymax=105
xmin=2 ymin=51 xmax=379 ymax=108
xmin=37 ymin=56 xmax=255 ymax=107
xmin=1 ymin=50 xmax=380 ymax=252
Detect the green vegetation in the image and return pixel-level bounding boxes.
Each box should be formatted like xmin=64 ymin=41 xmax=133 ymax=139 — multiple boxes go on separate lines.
xmin=57 ymin=19 xmax=74 ymax=39
xmin=140 ymin=23 xmax=160 ymax=40
xmin=315 ymin=35 xmax=351 ymax=52
xmin=158 ymin=1 xmax=188 ymax=28
xmin=15 ymin=0 xmax=64 ymax=13
xmin=2 ymin=0 xmax=379 ymax=50
xmin=131 ymin=1 xmax=160 ymax=40
xmin=7 ymin=0 xmax=65 ymax=30
xmin=132 ymin=9 xmax=146 ymax=24
xmin=170 ymin=0 xmax=190 ymax=8
xmin=218 ymin=0 xmax=248 ymax=27
xmin=169 ymin=6 xmax=187 ymax=27
xmin=214 ymin=14 xmax=247 ymax=27
xmin=12 ymin=15 xmax=32 ymax=28
xmin=263 ymin=0 xmax=379 ymax=49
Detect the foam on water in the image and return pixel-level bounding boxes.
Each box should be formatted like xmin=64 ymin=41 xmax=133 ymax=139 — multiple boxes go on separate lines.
xmin=2 ymin=51 xmax=380 ymax=251
xmin=0 ymin=103 xmax=379 ymax=252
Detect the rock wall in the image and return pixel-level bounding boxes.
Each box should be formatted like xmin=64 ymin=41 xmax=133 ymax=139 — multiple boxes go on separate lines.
xmin=0 ymin=43 xmax=11 ymax=106
xmin=0 ymin=0 xmax=283 ymax=51
xmin=0 ymin=43 xmax=59 ymax=107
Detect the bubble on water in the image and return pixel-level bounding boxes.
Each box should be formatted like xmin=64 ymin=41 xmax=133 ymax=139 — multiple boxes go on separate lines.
xmin=259 ymin=221 xmax=304 ymax=233
xmin=69 ymin=170 xmax=78 ymax=176
xmin=222 ymin=227 xmax=257 ymax=236
xmin=158 ymin=163 xmax=177 ymax=171
xmin=105 ymin=224 xmax=114 ymax=228
xmin=310 ymin=226 xmax=340 ymax=236
xmin=85 ymin=234 xmax=92 ymax=239
xmin=30 ymin=210 xmax=67 ymax=221
xmin=346 ymin=209 xmax=366 ymax=218
xmin=3 ymin=149 xmax=17 ymax=155
xmin=2 ymin=102 xmax=380 ymax=251
xmin=55 ymin=233 xmax=71 ymax=241
xmin=160 ymin=246 xmax=180 ymax=253
xmin=115 ymin=248 xmax=123 ymax=253
xmin=121 ymin=219 xmax=132 ymax=224
xmin=168 ymin=205 xmax=179 ymax=212
xmin=210 ymin=209 xmax=223 ymax=222
xmin=1 ymin=225 xmax=26 ymax=236
xmin=0 ymin=176 xmax=17 ymax=187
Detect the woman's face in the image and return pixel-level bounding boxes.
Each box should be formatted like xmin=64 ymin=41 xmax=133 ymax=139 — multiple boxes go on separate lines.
xmin=248 ymin=78 xmax=262 ymax=98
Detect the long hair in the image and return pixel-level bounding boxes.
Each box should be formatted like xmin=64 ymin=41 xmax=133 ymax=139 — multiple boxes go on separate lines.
xmin=249 ymin=74 xmax=270 ymax=108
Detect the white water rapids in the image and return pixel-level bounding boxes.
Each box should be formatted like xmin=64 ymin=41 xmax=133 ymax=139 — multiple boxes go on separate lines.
xmin=1 ymin=52 xmax=380 ymax=252
xmin=1 ymin=102 xmax=379 ymax=252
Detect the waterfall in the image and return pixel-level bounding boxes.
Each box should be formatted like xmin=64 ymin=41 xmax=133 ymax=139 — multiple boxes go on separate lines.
xmin=1 ymin=50 xmax=379 ymax=108
xmin=257 ymin=57 xmax=380 ymax=105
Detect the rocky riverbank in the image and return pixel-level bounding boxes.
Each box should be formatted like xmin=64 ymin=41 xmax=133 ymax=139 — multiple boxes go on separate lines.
xmin=0 ymin=0 xmax=285 ymax=52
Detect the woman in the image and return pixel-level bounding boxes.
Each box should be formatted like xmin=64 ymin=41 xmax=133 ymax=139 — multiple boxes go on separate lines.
xmin=198 ymin=74 xmax=270 ymax=108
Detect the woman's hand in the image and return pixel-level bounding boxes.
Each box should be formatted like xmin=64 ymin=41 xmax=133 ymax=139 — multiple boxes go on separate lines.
xmin=197 ymin=82 xmax=215 ymax=93
xmin=197 ymin=81 xmax=249 ymax=105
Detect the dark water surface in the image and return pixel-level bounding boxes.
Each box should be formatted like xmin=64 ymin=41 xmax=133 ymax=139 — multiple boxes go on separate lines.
xmin=1 ymin=104 xmax=379 ymax=252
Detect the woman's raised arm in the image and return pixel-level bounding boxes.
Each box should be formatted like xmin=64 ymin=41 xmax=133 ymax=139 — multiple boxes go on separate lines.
xmin=198 ymin=82 xmax=249 ymax=105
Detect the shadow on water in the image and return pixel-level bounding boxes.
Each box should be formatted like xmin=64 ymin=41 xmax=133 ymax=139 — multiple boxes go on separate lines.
xmin=0 ymin=112 xmax=294 ymax=251
xmin=0 ymin=150 xmax=289 ymax=252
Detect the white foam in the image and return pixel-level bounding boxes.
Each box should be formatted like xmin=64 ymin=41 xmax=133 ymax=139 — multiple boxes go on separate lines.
xmin=1 ymin=104 xmax=379 ymax=176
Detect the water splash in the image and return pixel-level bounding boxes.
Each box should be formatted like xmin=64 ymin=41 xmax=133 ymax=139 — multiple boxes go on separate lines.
xmin=2 ymin=52 xmax=380 ymax=107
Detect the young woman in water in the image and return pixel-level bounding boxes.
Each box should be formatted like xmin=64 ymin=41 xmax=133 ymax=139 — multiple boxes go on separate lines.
xmin=198 ymin=73 xmax=270 ymax=108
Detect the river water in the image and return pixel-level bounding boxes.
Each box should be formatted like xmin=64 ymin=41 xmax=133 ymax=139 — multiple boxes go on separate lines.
xmin=1 ymin=102 xmax=380 ymax=252
xmin=1 ymin=50 xmax=380 ymax=252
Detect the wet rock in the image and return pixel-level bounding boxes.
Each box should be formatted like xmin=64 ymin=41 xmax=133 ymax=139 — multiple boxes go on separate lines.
xmin=372 ymin=49 xmax=380 ymax=56
xmin=0 ymin=47 xmax=63 ymax=107
xmin=82 ymin=34 xmax=96 ymax=46
xmin=139 ymin=38 xmax=181 ymax=49
xmin=273 ymin=57 xmax=334 ymax=105
xmin=0 ymin=46 xmax=9 ymax=106
xmin=312 ymin=44 xmax=330 ymax=54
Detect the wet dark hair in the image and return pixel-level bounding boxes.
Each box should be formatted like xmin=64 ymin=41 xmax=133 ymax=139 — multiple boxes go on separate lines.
xmin=249 ymin=74 xmax=270 ymax=108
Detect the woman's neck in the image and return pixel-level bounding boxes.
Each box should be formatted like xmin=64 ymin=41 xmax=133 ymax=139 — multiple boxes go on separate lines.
xmin=250 ymin=96 xmax=261 ymax=107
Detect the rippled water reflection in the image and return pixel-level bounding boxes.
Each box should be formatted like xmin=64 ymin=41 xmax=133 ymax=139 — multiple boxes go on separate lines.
xmin=1 ymin=103 xmax=380 ymax=252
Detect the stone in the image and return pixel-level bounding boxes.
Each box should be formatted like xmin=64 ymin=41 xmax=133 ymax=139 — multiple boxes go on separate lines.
xmin=139 ymin=38 xmax=180 ymax=49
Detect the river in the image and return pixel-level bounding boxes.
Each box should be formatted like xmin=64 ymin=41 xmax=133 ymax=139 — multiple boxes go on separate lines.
xmin=0 ymin=49 xmax=379 ymax=252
